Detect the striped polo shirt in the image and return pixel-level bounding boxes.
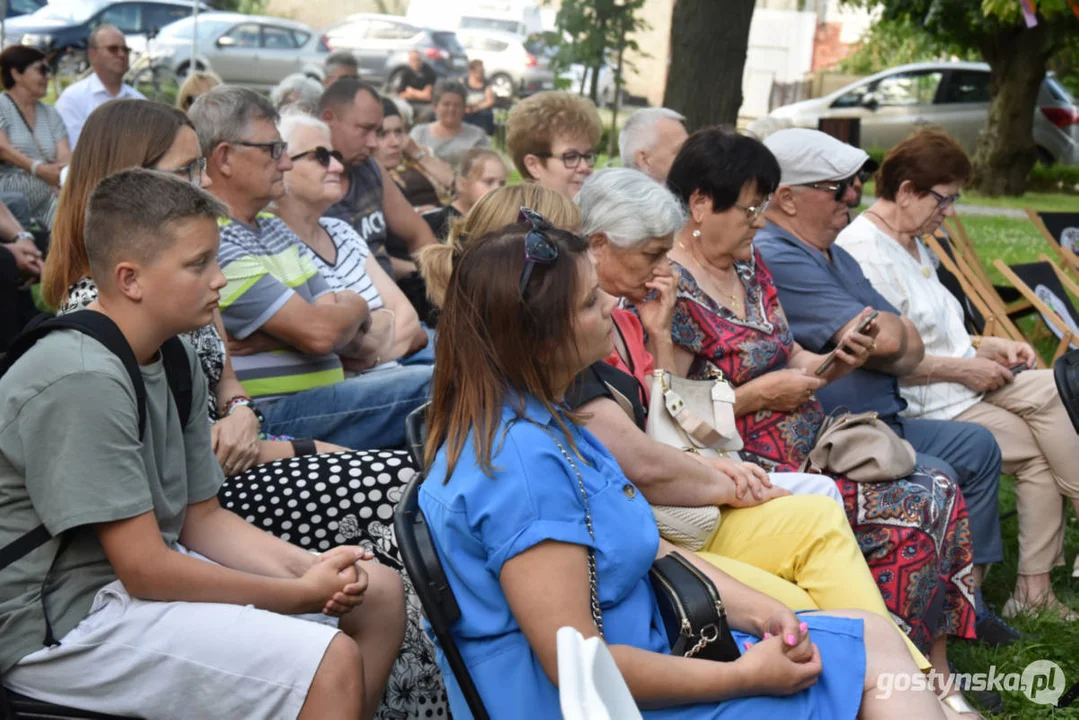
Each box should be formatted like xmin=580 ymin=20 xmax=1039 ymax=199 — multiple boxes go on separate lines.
xmin=217 ymin=213 xmax=345 ymax=400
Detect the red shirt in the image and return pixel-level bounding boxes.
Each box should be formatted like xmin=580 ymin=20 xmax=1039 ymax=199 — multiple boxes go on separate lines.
xmin=603 ymin=308 xmax=655 ymax=405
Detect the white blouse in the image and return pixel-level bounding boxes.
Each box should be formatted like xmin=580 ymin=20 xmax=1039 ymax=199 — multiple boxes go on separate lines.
xmin=836 ymin=214 xmax=982 ymax=420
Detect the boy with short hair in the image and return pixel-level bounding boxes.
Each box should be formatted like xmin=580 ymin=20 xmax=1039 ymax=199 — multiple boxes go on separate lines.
xmin=0 ymin=169 xmax=404 ymax=719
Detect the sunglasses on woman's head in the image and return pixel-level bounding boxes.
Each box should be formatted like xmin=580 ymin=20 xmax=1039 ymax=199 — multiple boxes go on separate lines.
xmin=518 ymin=206 xmax=559 ymax=296
xmin=290 ymin=146 xmax=345 ymax=168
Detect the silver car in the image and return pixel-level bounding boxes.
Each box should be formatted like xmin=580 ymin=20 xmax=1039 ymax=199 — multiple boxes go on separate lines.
xmin=455 ymin=29 xmax=554 ymax=99
xmin=323 ymin=14 xmax=468 ymax=89
xmin=146 ymin=12 xmax=328 ymax=90
xmin=769 ymin=61 xmax=1079 ymax=166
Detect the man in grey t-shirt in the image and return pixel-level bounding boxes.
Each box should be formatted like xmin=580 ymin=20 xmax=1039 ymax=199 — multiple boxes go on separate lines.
xmin=0 ymin=170 xmax=405 ymax=717
xmin=320 ymin=78 xmax=437 ymax=280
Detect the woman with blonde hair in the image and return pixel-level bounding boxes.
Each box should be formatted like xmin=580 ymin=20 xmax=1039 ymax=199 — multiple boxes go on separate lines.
xmin=418 ymin=182 xmax=580 ymax=308
xmin=176 ymin=70 xmax=222 ymax=112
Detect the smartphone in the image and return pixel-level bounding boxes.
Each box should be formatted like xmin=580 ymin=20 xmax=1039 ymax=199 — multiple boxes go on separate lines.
xmin=815 ymin=311 xmax=880 ymax=376
xmin=1009 ymin=363 xmax=1028 ymax=376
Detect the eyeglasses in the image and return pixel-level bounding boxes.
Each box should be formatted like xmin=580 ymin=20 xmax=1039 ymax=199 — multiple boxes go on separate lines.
xmin=802 ymin=177 xmax=854 ymax=203
xmin=518 ymin=206 xmax=559 ymax=296
xmin=28 ymin=63 xmax=51 ymax=76
xmin=235 ymin=140 xmax=287 ymax=160
xmin=96 ymin=44 xmax=131 ymax=56
xmin=929 ymin=189 xmax=961 ymax=208
xmin=733 ymin=196 xmax=771 ymax=221
xmin=157 ymin=156 xmax=206 ymax=186
xmin=535 ymin=150 xmax=597 ymax=170
xmin=291 ymin=146 xmax=344 ymax=168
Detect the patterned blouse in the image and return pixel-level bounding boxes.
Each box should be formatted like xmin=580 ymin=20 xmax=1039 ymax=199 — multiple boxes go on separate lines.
xmin=669 ymin=248 xmax=824 ymax=470
xmin=62 ymin=277 xmax=226 ymax=419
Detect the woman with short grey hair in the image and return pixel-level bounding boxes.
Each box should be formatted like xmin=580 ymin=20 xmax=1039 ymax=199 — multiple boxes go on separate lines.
xmin=566 ymin=170 xmax=942 ymax=671
xmin=408 ymin=78 xmax=489 ymax=167
xmin=270 ymin=72 xmax=323 ymax=113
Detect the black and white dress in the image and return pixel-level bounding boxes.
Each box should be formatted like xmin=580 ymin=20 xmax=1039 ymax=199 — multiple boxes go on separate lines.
xmin=62 ymin=279 xmax=450 ymax=720
xmin=0 ymin=94 xmax=67 ymax=230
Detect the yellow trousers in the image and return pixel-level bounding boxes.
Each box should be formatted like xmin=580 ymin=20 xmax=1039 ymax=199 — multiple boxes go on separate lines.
xmin=697 ymin=494 xmax=930 ymax=670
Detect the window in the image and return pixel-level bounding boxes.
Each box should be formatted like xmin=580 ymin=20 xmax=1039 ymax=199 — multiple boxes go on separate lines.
xmin=98 ymin=3 xmax=140 ymax=32
xmin=223 ymin=22 xmax=259 ymax=48
xmin=939 ymin=70 xmax=990 ymax=104
xmin=873 ymin=71 xmax=943 ymax=107
xmin=261 ymin=25 xmax=297 ymax=50
xmin=144 ymin=3 xmax=189 ymax=32
xmin=10 ymin=0 xmax=42 ymax=16
xmin=831 ymin=82 xmax=873 ymax=109
xmin=292 ymin=30 xmax=310 ymax=47
xmin=160 ymin=17 xmax=232 ymax=40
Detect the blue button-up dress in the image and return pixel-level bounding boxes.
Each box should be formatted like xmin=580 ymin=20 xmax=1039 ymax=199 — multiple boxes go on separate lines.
xmin=419 ymin=395 xmax=866 ymax=719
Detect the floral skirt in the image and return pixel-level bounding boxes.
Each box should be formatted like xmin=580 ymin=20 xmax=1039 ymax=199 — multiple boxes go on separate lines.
xmin=836 ymin=467 xmax=977 ymax=654
xmin=219 ymin=449 xmax=450 ymax=720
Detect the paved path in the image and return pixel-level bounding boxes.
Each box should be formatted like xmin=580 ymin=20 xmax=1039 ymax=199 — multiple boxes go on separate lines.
xmin=861 ymin=194 xmax=1027 ymax=219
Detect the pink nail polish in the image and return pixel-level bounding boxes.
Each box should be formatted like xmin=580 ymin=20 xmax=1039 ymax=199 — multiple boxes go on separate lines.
xmin=763 ymin=632 xmax=772 ymax=639
xmin=743 ymin=641 xmax=752 ymax=650
xmin=799 ymin=622 xmax=808 ymax=633
xmin=786 ymin=634 xmax=796 ymax=646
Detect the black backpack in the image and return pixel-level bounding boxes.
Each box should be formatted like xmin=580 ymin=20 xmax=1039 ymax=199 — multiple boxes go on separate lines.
xmin=0 ymin=310 xmax=193 ymax=646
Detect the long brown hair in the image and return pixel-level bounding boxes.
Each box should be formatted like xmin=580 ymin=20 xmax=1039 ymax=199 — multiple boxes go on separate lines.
xmin=425 ymin=221 xmax=589 ymax=479
xmin=42 ymin=100 xmax=194 ymax=308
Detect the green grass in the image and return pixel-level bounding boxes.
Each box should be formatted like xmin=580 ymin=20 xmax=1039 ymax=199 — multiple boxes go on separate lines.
xmin=944 ymin=216 xmax=1079 ymax=718
xmin=864 ymin=180 xmax=1078 ymax=213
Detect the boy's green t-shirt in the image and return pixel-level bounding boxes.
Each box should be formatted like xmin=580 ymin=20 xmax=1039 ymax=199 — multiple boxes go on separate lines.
xmin=0 ymin=330 xmax=223 ymax=673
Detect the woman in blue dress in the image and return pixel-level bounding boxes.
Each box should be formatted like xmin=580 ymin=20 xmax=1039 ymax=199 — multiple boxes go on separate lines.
xmin=418 ymin=210 xmax=960 ymax=719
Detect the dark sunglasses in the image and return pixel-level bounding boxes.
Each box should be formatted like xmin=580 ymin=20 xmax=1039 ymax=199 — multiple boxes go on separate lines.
xmin=291 ymin=146 xmax=344 ymax=167
xmin=518 ymin=206 xmax=559 ymax=296
xmin=235 ymin=140 xmax=287 ymax=160
xmin=803 ymin=177 xmax=855 ymax=203
xmin=27 ymin=63 xmax=51 ymax=76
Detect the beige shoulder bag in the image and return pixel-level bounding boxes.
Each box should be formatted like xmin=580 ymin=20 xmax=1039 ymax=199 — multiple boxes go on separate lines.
xmin=800 ymin=409 xmax=916 ymax=482
xmin=643 ymin=368 xmax=743 ymax=551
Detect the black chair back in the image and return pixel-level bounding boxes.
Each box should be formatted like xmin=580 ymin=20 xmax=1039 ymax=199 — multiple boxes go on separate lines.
xmin=1037 ymin=212 xmax=1079 ymax=251
xmin=1009 ymin=262 xmax=1079 ymax=348
xmin=1055 ymin=350 xmax=1079 ymax=435
xmin=395 ymin=406 xmax=490 ymax=720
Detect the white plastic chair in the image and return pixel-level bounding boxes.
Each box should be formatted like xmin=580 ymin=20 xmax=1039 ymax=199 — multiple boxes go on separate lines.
xmin=557 ymin=627 xmax=643 ymax=720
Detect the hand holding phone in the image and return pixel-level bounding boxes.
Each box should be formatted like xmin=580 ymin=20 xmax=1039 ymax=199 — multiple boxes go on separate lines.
xmin=1009 ymin=363 xmax=1028 ymax=376
xmin=815 ymin=310 xmax=880 ymax=376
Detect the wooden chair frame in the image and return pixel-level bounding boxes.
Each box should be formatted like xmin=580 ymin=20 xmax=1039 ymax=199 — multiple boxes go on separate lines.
xmin=1024 ymin=207 xmax=1079 ymax=285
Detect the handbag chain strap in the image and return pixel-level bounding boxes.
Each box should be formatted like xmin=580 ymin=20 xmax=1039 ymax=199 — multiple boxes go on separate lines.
xmin=549 ymin=435 xmax=605 ymax=640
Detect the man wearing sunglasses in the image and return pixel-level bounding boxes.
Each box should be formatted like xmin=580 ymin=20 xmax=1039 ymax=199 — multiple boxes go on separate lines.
xmin=56 ymin=24 xmax=144 ymax=148
xmin=190 ymin=86 xmax=431 ymax=450
xmin=755 ymin=128 xmax=1015 ymax=652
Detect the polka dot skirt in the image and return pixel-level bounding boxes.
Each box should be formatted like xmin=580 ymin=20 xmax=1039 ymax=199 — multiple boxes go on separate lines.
xmin=220 ymin=449 xmax=450 ymax=719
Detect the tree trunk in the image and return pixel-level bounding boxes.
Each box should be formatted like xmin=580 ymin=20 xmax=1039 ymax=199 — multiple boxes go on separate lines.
xmin=971 ymin=22 xmax=1052 ymax=196
xmin=663 ymin=0 xmax=755 ymax=130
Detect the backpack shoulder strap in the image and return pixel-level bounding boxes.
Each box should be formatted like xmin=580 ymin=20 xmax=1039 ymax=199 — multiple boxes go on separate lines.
xmin=160 ymin=337 xmax=193 ymax=432
xmin=1 ymin=310 xmax=148 ymax=438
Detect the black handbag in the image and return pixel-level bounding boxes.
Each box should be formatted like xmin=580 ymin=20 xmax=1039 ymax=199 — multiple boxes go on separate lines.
xmin=649 ymin=552 xmax=741 ymax=661
xmin=549 ymin=434 xmax=740 ymax=662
